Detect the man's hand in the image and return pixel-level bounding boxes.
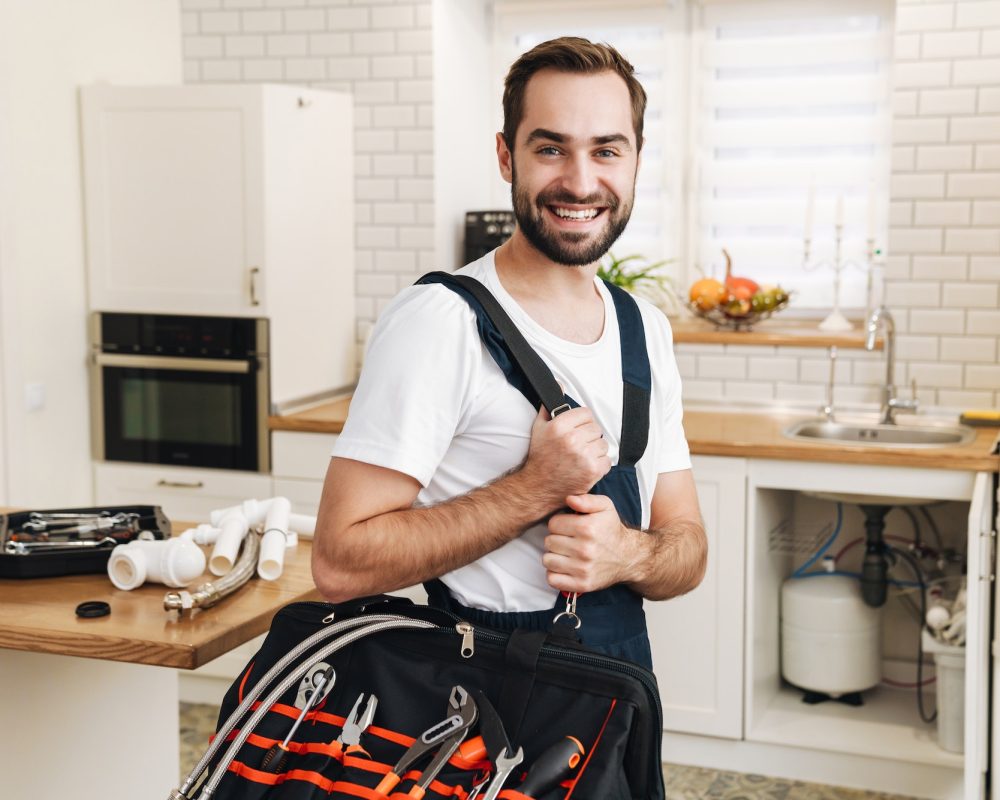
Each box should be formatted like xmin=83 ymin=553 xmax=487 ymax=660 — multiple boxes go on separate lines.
xmin=543 ymin=493 xmax=639 ymax=594
xmin=520 ymin=407 xmax=612 ymax=508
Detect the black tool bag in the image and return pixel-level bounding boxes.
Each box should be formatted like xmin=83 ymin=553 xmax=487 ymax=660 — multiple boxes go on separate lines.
xmin=175 ymin=595 xmax=664 ymax=800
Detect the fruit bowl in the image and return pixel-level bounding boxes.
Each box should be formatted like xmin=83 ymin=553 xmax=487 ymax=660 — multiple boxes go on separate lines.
xmin=687 ymin=294 xmax=791 ymax=331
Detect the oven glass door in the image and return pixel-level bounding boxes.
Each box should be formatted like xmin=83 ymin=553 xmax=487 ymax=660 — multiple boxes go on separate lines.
xmin=102 ymin=364 xmax=259 ymax=471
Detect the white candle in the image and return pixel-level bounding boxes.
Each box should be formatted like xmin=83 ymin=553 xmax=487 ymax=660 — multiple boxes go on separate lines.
xmin=866 ymin=180 xmax=876 ymax=244
xmin=804 ymin=184 xmax=815 ymax=237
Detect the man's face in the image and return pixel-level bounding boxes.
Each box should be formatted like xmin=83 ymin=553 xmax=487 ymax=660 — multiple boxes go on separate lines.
xmin=499 ymin=68 xmax=640 ymax=267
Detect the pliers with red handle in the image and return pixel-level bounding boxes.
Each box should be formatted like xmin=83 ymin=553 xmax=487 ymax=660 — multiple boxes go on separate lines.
xmin=375 ymin=685 xmax=478 ymax=799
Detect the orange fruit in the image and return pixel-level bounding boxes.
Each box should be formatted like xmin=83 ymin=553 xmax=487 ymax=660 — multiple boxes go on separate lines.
xmin=689 ymin=278 xmax=728 ymax=311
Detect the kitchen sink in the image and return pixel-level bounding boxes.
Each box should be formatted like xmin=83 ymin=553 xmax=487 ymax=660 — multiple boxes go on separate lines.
xmin=783 ymin=419 xmax=976 ymax=448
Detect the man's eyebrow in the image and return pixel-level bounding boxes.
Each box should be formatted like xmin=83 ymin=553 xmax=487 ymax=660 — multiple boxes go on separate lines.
xmin=523 ymin=128 xmax=633 ymax=151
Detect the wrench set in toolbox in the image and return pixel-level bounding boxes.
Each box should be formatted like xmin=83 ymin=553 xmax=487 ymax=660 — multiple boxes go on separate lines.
xmin=0 ymin=504 xmax=170 ymax=578
xmin=174 ymin=595 xmax=664 ymax=800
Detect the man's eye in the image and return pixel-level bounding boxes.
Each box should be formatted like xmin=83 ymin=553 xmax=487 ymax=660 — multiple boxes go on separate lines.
xmin=537 ymin=146 xmax=561 ymax=156
xmin=596 ymin=149 xmax=619 ymax=158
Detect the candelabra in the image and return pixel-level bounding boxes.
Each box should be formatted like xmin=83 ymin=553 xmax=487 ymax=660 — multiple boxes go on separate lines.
xmin=802 ymin=225 xmax=879 ymax=332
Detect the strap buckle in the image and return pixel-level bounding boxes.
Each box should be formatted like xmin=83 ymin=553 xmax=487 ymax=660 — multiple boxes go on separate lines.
xmin=550 ymin=403 xmax=571 ymax=418
xmin=552 ymin=591 xmax=581 ymax=629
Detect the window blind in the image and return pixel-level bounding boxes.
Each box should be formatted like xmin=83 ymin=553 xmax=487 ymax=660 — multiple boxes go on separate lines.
xmin=491 ymin=2 xmax=684 ymax=268
xmin=691 ymin=0 xmax=894 ymax=309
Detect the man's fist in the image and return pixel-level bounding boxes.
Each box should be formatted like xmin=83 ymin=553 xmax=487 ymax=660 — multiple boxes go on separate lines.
xmin=521 ymin=406 xmax=611 ymax=507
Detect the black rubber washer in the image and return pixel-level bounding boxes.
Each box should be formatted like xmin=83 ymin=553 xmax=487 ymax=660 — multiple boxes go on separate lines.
xmin=75 ymin=601 xmax=111 ymax=619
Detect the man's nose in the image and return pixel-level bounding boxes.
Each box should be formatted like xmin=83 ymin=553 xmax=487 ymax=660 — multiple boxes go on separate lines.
xmin=560 ymin=153 xmax=599 ymax=200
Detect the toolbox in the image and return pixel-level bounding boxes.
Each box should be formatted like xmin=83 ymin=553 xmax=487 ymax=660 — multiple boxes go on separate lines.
xmin=0 ymin=504 xmax=170 ymax=579
xmin=175 ymin=595 xmax=664 ymax=800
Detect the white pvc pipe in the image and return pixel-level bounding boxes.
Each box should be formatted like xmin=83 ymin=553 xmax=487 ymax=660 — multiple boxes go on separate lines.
xmin=182 ymin=524 xmax=221 ymax=546
xmin=289 ymin=513 xmax=316 ymax=537
xmin=210 ymin=498 xmax=275 ymax=528
xmin=108 ymin=537 xmax=206 ymax=591
xmin=209 ymin=510 xmax=249 ymax=576
xmin=257 ymin=497 xmax=291 ymax=581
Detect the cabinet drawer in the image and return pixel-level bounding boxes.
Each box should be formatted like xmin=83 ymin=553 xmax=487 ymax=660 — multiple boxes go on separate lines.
xmin=272 ymin=431 xmax=338 ymax=481
xmin=94 ymin=462 xmax=273 ymax=522
xmin=273 ymin=478 xmax=324 ymax=518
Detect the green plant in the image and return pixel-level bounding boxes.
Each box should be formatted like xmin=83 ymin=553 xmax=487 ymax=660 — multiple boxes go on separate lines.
xmin=598 ymin=252 xmax=681 ymax=314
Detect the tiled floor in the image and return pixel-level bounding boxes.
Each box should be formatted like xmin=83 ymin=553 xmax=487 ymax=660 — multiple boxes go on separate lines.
xmin=179 ymin=702 xmax=921 ymax=799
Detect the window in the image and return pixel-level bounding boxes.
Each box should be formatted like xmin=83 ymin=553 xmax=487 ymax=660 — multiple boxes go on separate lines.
xmin=490 ymin=0 xmax=894 ymax=311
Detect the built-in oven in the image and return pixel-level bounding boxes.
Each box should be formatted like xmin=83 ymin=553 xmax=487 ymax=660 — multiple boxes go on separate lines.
xmin=91 ymin=313 xmax=270 ymax=473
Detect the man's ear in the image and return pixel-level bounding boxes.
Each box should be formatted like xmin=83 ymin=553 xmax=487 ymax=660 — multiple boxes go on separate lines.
xmin=496 ymin=131 xmax=513 ymax=184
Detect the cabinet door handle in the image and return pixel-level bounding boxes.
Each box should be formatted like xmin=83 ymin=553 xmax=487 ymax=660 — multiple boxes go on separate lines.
xmin=156 ymin=479 xmax=205 ymax=490
xmin=249 ymin=266 xmax=261 ymax=307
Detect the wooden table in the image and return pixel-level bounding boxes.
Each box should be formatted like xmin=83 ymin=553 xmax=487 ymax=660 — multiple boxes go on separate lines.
xmin=0 ymin=522 xmax=322 ymax=800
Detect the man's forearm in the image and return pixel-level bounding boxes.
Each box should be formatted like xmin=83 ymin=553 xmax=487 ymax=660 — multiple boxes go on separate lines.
xmin=623 ymin=518 xmax=707 ymax=601
xmin=314 ymin=468 xmax=558 ymax=603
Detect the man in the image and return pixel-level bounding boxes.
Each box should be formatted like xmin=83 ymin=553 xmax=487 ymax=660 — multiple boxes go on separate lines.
xmin=312 ymin=37 xmax=706 ymax=669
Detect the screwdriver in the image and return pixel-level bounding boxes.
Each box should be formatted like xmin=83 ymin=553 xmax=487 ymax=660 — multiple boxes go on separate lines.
xmin=517 ymin=736 xmax=585 ymax=796
xmin=260 ymin=664 xmax=336 ymax=773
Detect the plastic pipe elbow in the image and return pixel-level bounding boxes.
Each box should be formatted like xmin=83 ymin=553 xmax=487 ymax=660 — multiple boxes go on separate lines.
xmin=209 ymin=510 xmax=250 ymax=576
xmin=108 ymin=538 xmax=207 ymax=591
xmin=210 ymin=498 xmax=276 ymax=528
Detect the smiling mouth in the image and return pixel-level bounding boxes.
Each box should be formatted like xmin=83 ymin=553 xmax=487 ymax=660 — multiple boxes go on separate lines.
xmin=548 ymin=206 xmax=605 ymax=222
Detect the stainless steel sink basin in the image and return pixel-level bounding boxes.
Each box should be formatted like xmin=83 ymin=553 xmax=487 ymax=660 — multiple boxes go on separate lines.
xmin=784 ymin=419 xmax=976 ymax=448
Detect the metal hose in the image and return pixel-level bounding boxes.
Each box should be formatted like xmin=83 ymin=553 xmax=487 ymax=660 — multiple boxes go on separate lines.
xmin=164 ymin=530 xmax=260 ymax=614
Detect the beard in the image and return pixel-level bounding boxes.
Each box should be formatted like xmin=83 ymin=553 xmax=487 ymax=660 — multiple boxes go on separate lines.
xmin=510 ymin=167 xmax=634 ymax=267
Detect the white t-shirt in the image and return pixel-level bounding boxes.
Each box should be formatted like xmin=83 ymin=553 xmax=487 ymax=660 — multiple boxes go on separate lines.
xmin=332 ymin=251 xmax=691 ymax=611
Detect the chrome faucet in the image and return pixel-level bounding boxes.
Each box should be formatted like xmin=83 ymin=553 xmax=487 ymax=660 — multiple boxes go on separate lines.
xmin=865 ymin=305 xmax=918 ymax=424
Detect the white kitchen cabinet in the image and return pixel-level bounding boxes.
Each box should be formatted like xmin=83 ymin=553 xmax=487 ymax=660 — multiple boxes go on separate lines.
xmin=649 ymin=454 xmax=746 ymax=739
xmin=93 ymin=461 xmax=272 ymax=523
xmin=80 ymin=84 xmax=356 ymax=407
xmin=271 ymin=430 xmax=337 ymax=517
xmin=736 ymin=460 xmax=996 ymax=800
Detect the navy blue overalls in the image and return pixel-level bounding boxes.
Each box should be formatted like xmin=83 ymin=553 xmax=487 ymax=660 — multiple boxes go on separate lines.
xmin=416 ymin=271 xmax=654 ymax=670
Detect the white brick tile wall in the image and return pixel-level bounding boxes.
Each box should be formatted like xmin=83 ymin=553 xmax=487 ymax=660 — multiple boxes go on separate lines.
xmin=183 ymin=1 xmax=997 ymax=404
xmin=970 ymin=256 xmax=1000 ymax=279
xmin=955 ymin=1 xmax=1000 ymax=30
xmin=976 ymin=144 xmax=1000 ymax=168
xmin=911 ymin=254 xmax=968 ymax=279
xmin=918 ymin=89 xmax=977 ymax=116
xmin=940 ymin=335 xmax=998 ymax=363
xmin=951 ymin=116 xmax=1000 ymax=142
xmin=914 ymin=200 xmax=970 ymax=225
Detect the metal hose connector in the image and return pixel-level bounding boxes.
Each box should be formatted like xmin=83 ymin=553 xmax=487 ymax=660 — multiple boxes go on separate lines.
xmin=164 ymin=531 xmax=260 ymax=614
xmin=174 ymin=612 xmax=423 ymax=798
xmin=196 ymin=618 xmax=436 ymax=799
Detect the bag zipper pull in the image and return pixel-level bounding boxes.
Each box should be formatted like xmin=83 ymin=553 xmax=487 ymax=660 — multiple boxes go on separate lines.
xmin=456 ymin=622 xmax=475 ymax=658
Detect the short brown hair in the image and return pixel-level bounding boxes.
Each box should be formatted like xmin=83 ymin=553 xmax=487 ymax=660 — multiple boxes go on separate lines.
xmin=502 ymin=36 xmax=647 ymax=152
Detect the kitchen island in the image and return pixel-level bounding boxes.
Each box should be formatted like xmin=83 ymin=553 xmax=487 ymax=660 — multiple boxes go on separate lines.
xmin=0 ymin=518 xmax=321 ymax=800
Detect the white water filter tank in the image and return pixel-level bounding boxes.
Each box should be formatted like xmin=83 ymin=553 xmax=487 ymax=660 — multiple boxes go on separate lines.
xmin=781 ymin=575 xmax=882 ymax=696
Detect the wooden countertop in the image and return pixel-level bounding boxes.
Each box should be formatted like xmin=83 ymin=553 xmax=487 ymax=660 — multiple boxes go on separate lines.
xmin=0 ymin=522 xmax=322 ymax=669
xmin=270 ymin=399 xmax=1000 ymax=472
xmin=670 ymin=317 xmax=883 ymax=349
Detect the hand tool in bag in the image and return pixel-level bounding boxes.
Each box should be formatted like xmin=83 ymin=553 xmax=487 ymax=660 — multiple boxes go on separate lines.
xmin=294 ymin=662 xmax=337 ymax=708
xmin=329 ymin=692 xmax=378 ymax=759
xmin=375 ymin=685 xmax=478 ymax=798
xmin=516 ymin=736 xmax=585 ymax=797
xmin=459 ymin=690 xmax=523 ymax=800
xmin=260 ymin=664 xmax=336 ymax=773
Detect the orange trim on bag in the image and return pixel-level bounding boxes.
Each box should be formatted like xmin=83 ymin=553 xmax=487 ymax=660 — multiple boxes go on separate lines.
xmin=562 ymin=698 xmax=616 ymax=800
xmin=229 ymin=760 xmax=337 ymax=792
xmin=237 ymin=661 xmax=254 ymax=703
xmin=496 ymin=790 xmax=533 ymax=800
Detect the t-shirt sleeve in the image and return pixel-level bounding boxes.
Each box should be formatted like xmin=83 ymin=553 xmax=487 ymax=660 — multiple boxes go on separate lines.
xmin=646 ymin=307 xmax=692 ymax=474
xmin=331 ymin=285 xmax=481 ymax=486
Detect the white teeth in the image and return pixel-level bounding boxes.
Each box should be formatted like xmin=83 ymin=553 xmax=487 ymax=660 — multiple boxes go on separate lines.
xmin=553 ymin=207 xmax=599 ymax=220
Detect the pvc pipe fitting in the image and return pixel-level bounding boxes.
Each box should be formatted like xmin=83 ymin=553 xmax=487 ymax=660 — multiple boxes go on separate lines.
xmin=289 ymin=513 xmax=316 ymax=537
xmin=108 ymin=537 xmax=206 ymax=591
xmin=258 ymin=497 xmax=291 ymax=581
xmin=182 ymin=524 xmax=221 ymax=546
xmin=209 ymin=510 xmax=250 ymax=576
xmin=210 ymin=498 xmax=275 ymax=528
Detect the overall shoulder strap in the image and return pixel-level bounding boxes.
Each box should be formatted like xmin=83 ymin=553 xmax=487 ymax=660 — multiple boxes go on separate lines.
xmin=602 ymin=280 xmax=651 ymax=467
xmin=416 ymin=271 xmax=569 ymax=416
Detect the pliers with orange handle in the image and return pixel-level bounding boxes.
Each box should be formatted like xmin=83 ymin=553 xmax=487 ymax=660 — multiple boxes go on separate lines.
xmin=375 ymin=685 xmax=478 ymax=799
xmin=331 ymin=692 xmax=378 ymax=760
